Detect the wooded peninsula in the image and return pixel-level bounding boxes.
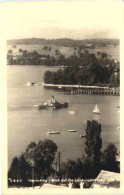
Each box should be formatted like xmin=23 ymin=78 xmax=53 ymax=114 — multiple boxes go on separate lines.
xmin=7 ymin=38 xmax=120 ymax=86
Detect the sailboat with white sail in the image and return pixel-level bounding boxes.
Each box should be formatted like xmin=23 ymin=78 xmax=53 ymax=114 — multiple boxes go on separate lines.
xmin=93 ymin=104 xmax=100 ymax=114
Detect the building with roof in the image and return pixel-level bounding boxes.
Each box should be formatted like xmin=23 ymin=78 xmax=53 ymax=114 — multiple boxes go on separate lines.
xmin=92 ymin=170 xmax=120 ymax=188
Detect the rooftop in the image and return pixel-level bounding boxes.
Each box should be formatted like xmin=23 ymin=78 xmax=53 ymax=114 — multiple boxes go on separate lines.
xmin=93 ymin=170 xmax=120 ymax=189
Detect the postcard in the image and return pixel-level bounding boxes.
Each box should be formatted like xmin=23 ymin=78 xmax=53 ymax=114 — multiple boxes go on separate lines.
xmin=1 ymin=0 xmax=124 ymax=194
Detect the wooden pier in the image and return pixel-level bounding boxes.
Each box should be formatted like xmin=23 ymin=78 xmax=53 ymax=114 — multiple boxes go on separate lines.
xmin=42 ymin=83 xmax=120 ymax=96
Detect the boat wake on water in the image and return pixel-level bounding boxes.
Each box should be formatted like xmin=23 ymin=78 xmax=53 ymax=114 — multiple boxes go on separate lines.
xmin=8 ymin=106 xmax=39 ymax=111
xmin=68 ymin=110 xmax=78 ymax=115
xmin=26 ymin=82 xmax=41 ymax=86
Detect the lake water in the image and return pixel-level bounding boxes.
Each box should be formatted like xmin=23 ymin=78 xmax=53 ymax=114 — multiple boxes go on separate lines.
xmin=7 ymin=65 xmax=120 ymax=168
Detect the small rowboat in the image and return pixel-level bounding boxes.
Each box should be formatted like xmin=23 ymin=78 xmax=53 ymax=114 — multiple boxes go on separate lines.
xmin=68 ymin=130 xmax=77 ymax=132
xmin=47 ymin=131 xmax=60 ymax=135
xmin=80 ymin=135 xmax=85 ymax=138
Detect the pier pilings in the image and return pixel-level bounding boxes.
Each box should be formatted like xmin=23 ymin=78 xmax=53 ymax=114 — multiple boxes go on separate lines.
xmin=71 ymin=88 xmax=119 ymax=96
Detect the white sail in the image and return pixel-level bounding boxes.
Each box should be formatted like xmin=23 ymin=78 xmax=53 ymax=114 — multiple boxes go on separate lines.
xmin=93 ymin=104 xmax=100 ymax=114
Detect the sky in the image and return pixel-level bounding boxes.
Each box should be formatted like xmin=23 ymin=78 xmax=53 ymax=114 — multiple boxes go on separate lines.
xmin=1 ymin=0 xmax=124 ymax=40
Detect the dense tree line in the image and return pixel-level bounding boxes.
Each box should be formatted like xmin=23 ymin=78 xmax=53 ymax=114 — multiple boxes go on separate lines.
xmin=27 ymin=49 xmax=120 ymax=86
xmin=7 ymin=48 xmax=119 ymax=67
xmin=7 ymin=38 xmax=119 ymax=47
xmin=43 ymin=49 xmax=120 ymax=86
xmin=7 ymin=49 xmax=64 ymax=65
xmin=44 ymin=63 xmax=119 ymax=86
xmin=59 ymin=143 xmax=119 ymax=183
xmin=101 ymin=143 xmax=119 ymax=172
xmin=7 ymin=50 xmax=52 ymax=65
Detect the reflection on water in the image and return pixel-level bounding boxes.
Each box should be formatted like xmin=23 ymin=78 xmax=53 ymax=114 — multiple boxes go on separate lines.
xmin=93 ymin=114 xmax=100 ymax=122
xmin=7 ymin=65 xmax=120 ymax=168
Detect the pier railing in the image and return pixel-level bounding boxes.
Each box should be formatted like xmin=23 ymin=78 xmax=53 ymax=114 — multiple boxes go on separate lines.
xmin=42 ymin=83 xmax=120 ymax=96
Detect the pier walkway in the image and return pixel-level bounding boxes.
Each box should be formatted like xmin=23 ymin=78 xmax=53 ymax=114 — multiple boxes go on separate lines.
xmin=42 ymin=83 xmax=120 ymax=96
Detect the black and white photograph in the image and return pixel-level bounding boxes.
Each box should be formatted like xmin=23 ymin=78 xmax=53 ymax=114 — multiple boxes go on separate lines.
xmin=1 ymin=0 xmax=123 ymax=194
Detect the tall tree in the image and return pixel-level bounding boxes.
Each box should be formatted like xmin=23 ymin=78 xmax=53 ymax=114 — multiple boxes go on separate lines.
xmin=25 ymin=139 xmax=58 ymax=179
xmin=101 ymin=143 xmax=119 ymax=172
xmin=8 ymin=154 xmax=31 ymax=184
xmin=8 ymin=157 xmax=19 ymax=180
xmin=85 ymin=120 xmax=102 ymax=176
xmin=65 ymin=160 xmax=79 ymax=179
xmin=8 ymin=139 xmax=58 ymax=185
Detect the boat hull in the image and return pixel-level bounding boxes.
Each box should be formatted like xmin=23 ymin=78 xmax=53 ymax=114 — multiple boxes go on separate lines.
xmin=38 ymin=102 xmax=68 ymax=110
xmin=68 ymin=130 xmax=77 ymax=132
xmin=93 ymin=112 xmax=100 ymax=115
xmin=47 ymin=131 xmax=60 ymax=135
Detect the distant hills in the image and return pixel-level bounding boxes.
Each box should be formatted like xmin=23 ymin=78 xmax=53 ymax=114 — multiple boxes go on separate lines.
xmin=7 ymin=38 xmax=119 ymax=47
